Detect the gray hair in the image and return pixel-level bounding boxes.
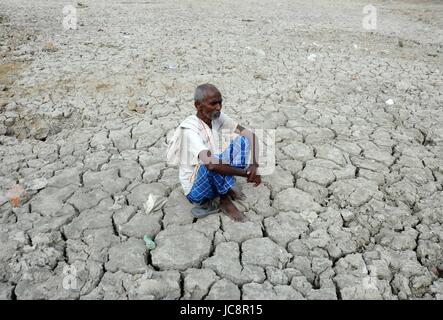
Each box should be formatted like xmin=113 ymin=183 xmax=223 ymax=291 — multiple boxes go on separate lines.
xmin=194 ymin=84 xmax=219 ymax=103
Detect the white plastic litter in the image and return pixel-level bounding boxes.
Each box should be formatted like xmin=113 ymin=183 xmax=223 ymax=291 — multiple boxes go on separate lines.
xmin=24 ymin=178 xmax=48 ymax=191
xmin=144 ymin=193 xmax=168 ymax=214
xmin=307 ymin=54 xmax=317 ymax=61
xmin=385 ymin=99 xmax=394 ymax=105
xmin=165 ymin=62 xmax=177 ymax=70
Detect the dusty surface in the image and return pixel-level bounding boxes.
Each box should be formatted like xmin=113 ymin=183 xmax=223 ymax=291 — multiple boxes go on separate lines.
xmin=1 ymin=0 xmax=442 ymax=300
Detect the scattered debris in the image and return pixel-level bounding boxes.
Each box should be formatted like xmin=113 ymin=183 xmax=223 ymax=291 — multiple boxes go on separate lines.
xmin=1 ymin=0 xmax=441 ymax=301
xmin=24 ymin=177 xmax=48 ymax=191
xmin=30 ymin=120 xmax=50 ymax=140
xmin=254 ymin=73 xmax=266 ymax=80
xmin=398 ymin=39 xmax=404 ymax=47
xmin=144 ymin=193 xmax=167 ymax=214
xmin=135 ymin=106 xmax=145 ymax=114
xmin=6 ymin=185 xmax=28 ymax=207
xmin=143 ymin=235 xmax=156 ymax=250
xmin=42 ymin=42 xmax=58 ymax=52
xmin=385 ymin=99 xmax=394 ymax=105
xmin=127 ymin=100 xmax=137 ymax=111
xmin=307 ymin=53 xmax=317 ymax=61
xmin=164 ymin=62 xmax=177 ymax=70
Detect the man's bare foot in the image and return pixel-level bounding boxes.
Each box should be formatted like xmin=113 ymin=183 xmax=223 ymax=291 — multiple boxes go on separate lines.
xmin=219 ymin=194 xmax=245 ymax=222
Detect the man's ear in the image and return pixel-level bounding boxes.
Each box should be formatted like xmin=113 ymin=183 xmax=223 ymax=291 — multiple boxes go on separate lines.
xmin=194 ymin=101 xmax=200 ymax=110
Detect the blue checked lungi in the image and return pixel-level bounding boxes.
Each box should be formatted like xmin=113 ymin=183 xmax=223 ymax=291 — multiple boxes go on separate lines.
xmin=186 ymin=135 xmax=250 ymax=204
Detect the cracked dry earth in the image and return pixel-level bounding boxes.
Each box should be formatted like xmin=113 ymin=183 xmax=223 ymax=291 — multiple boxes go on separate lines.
xmin=0 ymin=0 xmax=442 ymax=300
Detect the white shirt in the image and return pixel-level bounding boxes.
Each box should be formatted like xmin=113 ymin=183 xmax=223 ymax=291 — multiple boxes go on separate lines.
xmin=172 ymin=112 xmax=238 ymax=195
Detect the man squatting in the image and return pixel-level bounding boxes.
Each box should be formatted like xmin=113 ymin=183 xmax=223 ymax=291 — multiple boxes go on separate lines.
xmin=167 ymin=84 xmax=261 ymax=222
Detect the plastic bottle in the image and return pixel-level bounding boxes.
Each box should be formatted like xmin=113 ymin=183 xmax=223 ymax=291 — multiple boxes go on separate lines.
xmin=143 ymin=235 xmax=156 ymax=250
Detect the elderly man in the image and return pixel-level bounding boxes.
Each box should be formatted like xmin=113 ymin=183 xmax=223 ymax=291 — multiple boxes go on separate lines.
xmin=167 ymin=84 xmax=261 ymax=222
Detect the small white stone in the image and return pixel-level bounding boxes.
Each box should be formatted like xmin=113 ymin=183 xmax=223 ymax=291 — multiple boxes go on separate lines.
xmin=385 ymin=99 xmax=394 ymax=105
xmin=307 ymin=54 xmax=317 ymax=61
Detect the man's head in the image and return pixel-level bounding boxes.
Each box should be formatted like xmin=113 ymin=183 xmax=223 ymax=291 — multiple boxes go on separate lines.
xmin=194 ymin=84 xmax=222 ymax=121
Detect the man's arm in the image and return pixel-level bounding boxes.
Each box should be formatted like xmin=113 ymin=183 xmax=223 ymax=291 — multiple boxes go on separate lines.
xmin=198 ymin=150 xmax=248 ymax=178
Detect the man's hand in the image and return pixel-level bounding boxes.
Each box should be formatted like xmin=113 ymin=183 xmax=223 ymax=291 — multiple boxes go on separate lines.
xmin=252 ymin=175 xmax=261 ymax=187
xmin=246 ymin=164 xmax=261 ymax=187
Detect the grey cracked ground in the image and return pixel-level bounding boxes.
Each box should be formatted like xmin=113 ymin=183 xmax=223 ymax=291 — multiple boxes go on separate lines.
xmin=0 ymin=0 xmax=443 ymax=300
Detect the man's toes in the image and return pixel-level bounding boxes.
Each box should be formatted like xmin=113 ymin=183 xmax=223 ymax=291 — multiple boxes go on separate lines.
xmin=231 ymin=211 xmax=246 ymax=222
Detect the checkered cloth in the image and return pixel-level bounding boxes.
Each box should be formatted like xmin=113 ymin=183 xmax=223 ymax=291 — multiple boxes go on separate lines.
xmin=186 ymin=135 xmax=249 ymax=204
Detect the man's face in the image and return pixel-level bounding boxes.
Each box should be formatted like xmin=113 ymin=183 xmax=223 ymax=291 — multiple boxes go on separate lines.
xmin=197 ymin=88 xmax=222 ymax=120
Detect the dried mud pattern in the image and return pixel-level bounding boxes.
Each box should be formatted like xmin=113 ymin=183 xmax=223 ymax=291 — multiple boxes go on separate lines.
xmin=0 ymin=0 xmax=442 ymax=300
